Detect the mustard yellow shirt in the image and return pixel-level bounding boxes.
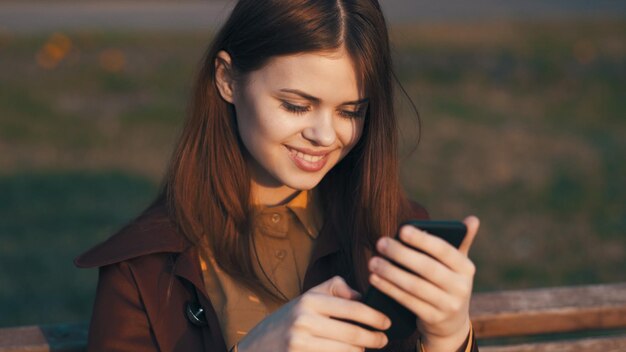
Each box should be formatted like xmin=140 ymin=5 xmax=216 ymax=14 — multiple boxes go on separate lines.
xmin=199 ymin=190 xmax=322 ymax=350
xmin=200 ymin=190 xmax=473 ymax=352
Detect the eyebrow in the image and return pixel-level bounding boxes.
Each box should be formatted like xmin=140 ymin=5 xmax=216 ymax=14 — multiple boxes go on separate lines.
xmin=279 ymin=89 xmax=369 ymax=106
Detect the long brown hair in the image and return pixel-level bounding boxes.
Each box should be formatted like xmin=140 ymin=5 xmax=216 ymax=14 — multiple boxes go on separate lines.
xmin=163 ymin=0 xmax=414 ymax=302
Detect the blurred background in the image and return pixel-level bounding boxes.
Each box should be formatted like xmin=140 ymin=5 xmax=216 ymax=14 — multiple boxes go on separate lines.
xmin=0 ymin=0 xmax=624 ymax=327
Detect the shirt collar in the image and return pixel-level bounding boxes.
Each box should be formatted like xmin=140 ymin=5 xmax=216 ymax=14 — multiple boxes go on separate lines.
xmin=254 ymin=190 xmax=322 ymax=240
xmin=286 ymin=190 xmax=323 ymax=239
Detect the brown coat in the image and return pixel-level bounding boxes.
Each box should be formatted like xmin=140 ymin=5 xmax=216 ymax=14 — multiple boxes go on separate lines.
xmin=75 ymin=201 xmax=477 ymax=352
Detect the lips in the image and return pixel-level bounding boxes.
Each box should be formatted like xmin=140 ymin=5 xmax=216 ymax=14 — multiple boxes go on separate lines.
xmin=286 ymin=146 xmax=331 ymax=172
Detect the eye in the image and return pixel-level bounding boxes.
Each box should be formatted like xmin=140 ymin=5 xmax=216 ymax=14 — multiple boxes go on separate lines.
xmin=338 ymin=107 xmax=367 ymax=119
xmin=281 ymin=101 xmax=311 ymax=115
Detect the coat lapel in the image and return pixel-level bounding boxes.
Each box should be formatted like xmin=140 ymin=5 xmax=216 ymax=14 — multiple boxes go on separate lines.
xmin=173 ymin=246 xmax=228 ymax=352
xmin=302 ymin=220 xmax=341 ymax=291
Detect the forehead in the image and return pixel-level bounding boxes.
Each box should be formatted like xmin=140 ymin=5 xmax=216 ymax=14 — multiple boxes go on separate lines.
xmin=245 ymin=49 xmax=363 ymax=102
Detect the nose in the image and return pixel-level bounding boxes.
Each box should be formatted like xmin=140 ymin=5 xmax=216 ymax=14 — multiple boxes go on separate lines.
xmin=302 ymin=110 xmax=336 ymax=147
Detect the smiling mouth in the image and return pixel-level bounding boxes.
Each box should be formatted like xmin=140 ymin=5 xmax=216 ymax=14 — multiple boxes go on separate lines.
xmin=286 ymin=146 xmax=331 ymax=172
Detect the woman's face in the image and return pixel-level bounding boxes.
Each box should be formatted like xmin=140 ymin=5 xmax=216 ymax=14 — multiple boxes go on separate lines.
xmin=217 ymin=48 xmax=367 ymax=204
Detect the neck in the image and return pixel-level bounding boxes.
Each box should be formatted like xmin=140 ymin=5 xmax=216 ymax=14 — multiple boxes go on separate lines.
xmin=250 ymin=181 xmax=301 ymax=206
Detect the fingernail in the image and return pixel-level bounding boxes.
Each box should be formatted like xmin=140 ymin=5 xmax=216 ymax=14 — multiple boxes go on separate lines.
xmin=377 ymin=238 xmax=388 ymax=250
xmin=412 ymin=226 xmax=425 ymax=235
xmin=369 ymin=257 xmax=379 ymax=270
xmin=400 ymin=229 xmax=411 ymax=242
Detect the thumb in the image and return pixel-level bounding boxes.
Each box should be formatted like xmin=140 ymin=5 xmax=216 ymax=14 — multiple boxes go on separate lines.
xmin=310 ymin=276 xmax=361 ymax=300
xmin=458 ymin=215 xmax=480 ymax=256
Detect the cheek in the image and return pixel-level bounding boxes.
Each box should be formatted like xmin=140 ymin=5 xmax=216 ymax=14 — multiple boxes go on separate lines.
xmin=235 ymin=112 xmax=258 ymax=151
xmin=236 ymin=103 xmax=295 ymax=153
xmin=254 ymin=112 xmax=299 ymax=145
xmin=236 ymin=97 xmax=272 ymax=136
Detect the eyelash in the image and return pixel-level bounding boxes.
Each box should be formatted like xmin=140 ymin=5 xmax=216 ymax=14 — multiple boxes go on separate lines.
xmin=281 ymin=102 xmax=310 ymax=115
xmin=280 ymin=102 xmax=366 ymax=119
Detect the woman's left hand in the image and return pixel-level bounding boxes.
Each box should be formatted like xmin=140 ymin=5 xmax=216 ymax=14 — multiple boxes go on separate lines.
xmin=368 ymin=216 xmax=480 ymax=352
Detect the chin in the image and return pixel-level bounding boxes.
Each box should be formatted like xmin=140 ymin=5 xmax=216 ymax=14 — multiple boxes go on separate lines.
xmin=282 ymin=175 xmax=324 ymax=191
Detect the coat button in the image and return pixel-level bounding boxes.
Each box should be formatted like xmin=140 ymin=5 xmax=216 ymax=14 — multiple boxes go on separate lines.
xmin=275 ymin=249 xmax=286 ymax=259
xmin=186 ymin=301 xmax=208 ymax=327
xmin=271 ymin=213 xmax=281 ymax=223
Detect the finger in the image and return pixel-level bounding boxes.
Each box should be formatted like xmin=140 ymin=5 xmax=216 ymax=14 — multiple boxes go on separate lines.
xmin=377 ymin=234 xmax=465 ymax=285
xmin=301 ymin=293 xmax=391 ymax=331
xmin=295 ymin=313 xmax=388 ymax=349
xmin=369 ymin=273 xmax=441 ymax=324
xmin=458 ymin=215 xmax=480 ymax=256
xmin=378 ymin=235 xmax=475 ymax=289
xmin=392 ymin=227 xmax=473 ymax=275
xmin=369 ymin=256 xmax=453 ymax=311
xmin=310 ymin=276 xmax=361 ymax=300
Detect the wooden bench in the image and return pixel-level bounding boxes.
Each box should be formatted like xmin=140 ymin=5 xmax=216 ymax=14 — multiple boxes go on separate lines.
xmin=1 ymin=282 xmax=625 ymax=351
xmin=472 ymin=282 xmax=626 ymax=351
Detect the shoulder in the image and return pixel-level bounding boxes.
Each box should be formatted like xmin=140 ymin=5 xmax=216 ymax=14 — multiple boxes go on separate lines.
xmin=74 ymin=200 xmax=190 ymax=268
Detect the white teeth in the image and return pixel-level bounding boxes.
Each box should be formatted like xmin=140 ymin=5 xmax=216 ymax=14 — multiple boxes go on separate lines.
xmin=291 ymin=148 xmax=324 ymax=163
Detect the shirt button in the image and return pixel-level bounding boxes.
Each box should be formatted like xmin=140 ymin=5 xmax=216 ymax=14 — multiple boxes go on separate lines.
xmin=271 ymin=213 xmax=281 ymax=223
xmin=275 ymin=250 xmax=286 ymax=259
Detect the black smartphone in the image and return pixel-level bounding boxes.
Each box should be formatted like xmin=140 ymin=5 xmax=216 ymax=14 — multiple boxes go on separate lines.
xmin=360 ymin=220 xmax=467 ymax=340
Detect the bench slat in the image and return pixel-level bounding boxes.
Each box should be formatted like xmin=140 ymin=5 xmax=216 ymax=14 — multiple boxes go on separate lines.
xmin=0 ymin=324 xmax=87 ymax=352
xmin=0 ymin=326 xmax=48 ymax=352
xmin=1 ymin=283 xmax=625 ymax=351
xmin=470 ymin=283 xmax=626 ymax=338
xmin=480 ymin=335 xmax=626 ymax=352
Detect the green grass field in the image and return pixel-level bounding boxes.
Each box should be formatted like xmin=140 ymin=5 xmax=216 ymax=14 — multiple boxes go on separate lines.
xmin=0 ymin=20 xmax=624 ymax=327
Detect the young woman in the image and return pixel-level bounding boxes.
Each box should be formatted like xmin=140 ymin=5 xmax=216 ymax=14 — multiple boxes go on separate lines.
xmin=76 ymin=0 xmax=480 ymax=351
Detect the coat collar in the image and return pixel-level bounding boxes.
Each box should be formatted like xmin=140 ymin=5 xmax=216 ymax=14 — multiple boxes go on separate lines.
xmin=74 ymin=198 xmax=428 ymax=279
xmin=74 ymin=200 xmax=341 ymax=285
xmin=74 ymin=202 xmax=188 ymax=269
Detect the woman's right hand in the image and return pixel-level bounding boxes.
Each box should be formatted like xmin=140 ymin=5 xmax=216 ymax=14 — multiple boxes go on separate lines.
xmin=236 ymin=276 xmax=391 ymax=352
